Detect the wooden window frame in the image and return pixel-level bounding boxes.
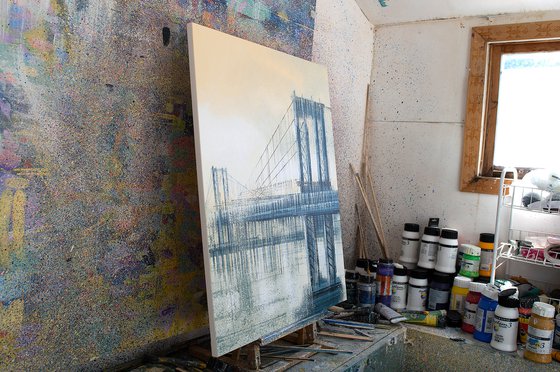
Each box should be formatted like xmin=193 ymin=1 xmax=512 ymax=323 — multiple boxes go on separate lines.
xmin=460 ymin=20 xmax=560 ymax=194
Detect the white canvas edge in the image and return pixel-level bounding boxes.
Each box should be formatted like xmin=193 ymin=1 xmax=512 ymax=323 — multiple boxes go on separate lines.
xmin=187 ymin=22 xmax=219 ymax=356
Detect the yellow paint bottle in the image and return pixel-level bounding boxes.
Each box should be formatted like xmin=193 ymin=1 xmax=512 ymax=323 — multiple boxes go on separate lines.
xmin=478 ymin=233 xmax=495 ymax=278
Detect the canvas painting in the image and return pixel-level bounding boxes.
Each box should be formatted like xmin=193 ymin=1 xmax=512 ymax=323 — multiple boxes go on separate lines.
xmin=187 ymin=23 xmax=346 ymax=356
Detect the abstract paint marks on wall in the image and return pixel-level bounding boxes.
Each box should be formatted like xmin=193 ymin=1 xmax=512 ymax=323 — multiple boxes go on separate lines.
xmin=188 ymin=23 xmax=345 ymax=356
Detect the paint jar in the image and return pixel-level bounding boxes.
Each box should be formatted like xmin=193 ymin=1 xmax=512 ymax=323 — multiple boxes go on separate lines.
xmin=344 ymin=270 xmax=359 ymax=305
xmin=357 ymin=273 xmax=376 ymax=308
xmin=474 ymin=284 xmax=500 ymax=343
xmin=355 ymin=258 xmax=369 ymax=276
xmin=491 ymin=288 xmax=520 ymax=352
xmin=435 ymin=228 xmax=459 ymax=274
xmin=427 ymin=271 xmax=453 ymax=311
xmin=553 ymin=313 xmax=560 ymax=349
xmin=369 ymin=260 xmax=378 ymax=280
xmin=417 ymin=227 xmax=440 ymax=270
xmin=459 ymin=244 xmax=481 ymax=278
xmin=376 ymin=259 xmax=394 ymax=307
xmin=450 ymin=276 xmax=472 ymax=315
xmin=478 ymin=233 xmax=495 ymax=279
xmin=406 ymin=268 xmax=429 ymax=311
xmin=519 ymin=297 xmax=537 ymax=344
xmin=462 ymin=282 xmax=485 ymax=334
xmin=399 ymin=223 xmax=420 ymax=270
xmin=390 ymin=264 xmax=408 ymax=312
xmin=524 ymin=302 xmax=556 ymax=364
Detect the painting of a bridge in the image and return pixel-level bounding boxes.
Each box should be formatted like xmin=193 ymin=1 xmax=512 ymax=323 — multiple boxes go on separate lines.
xmin=188 ymin=23 xmax=345 ymax=357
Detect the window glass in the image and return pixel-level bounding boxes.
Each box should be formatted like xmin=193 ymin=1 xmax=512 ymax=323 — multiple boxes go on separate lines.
xmin=494 ymin=51 xmax=560 ymax=169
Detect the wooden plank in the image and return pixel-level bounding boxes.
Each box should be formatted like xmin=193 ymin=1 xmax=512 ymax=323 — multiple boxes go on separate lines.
xmin=318 ymin=331 xmax=373 ymax=341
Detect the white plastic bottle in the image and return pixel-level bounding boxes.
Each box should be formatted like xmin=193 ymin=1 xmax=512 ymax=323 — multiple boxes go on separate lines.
xmin=435 ymin=228 xmax=459 ymax=273
xmin=491 ymin=288 xmax=519 ymax=352
xmin=390 ymin=264 xmax=408 ymax=312
xmin=406 ymin=268 xmax=429 ymax=311
xmin=399 ymin=223 xmax=420 ymax=269
xmin=417 ymin=227 xmax=440 ymax=270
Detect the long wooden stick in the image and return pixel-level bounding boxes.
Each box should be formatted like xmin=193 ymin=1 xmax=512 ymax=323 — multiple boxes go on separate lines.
xmin=360 ymin=84 xmax=371 ymax=177
xmin=318 ymin=331 xmax=372 ymax=341
xmin=354 ymin=204 xmax=366 ymax=259
xmin=350 ymin=163 xmax=389 ymax=259
xmin=366 ymin=170 xmax=388 ymax=251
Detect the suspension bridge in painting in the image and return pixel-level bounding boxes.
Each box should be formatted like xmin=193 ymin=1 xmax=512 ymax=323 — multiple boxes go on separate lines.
xmin=208 ymin=94 xmax=341 ymax=294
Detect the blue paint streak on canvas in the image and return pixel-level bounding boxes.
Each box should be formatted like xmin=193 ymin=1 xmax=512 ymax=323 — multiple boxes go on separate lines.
xmin=378 ymin=0 xmax=388 ymax=7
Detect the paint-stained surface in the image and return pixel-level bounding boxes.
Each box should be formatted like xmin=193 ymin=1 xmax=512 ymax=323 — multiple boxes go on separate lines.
xmin=188 ymin=24 xmax=345 ymax=356
xmin=0 ymin=0 xmax=316 ymax=370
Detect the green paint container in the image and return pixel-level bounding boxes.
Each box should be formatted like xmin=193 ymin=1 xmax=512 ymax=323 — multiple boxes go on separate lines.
xmin=459 ymin=244 xmax=481 ymax=278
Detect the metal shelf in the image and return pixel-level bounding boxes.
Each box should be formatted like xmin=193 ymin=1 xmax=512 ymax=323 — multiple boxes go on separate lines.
xmin=497 ymin=242 xmax=560 ymax=269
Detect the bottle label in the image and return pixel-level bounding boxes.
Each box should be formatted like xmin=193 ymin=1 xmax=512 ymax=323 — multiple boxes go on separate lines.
xmin=526 ymin=326 xmax=554 ymax=355
xmin=419 ymin=241 xmax=438 ymax=262
xmin=492 ymin=314 xmax=518 ymax=344
xmin=461 ymin=259 xmax=480 ymax=273
xmin=391 ymin=282 xmax=407 ymax=309
xmin=450 ymin=293 xmax=466 ymax=314
xmin=480 ymin=250 xmax=493 ymax=271
xmin=463 ymin=307 xmax=477 ymax=326
xmin=407 ymin=286 xmax=427 ymax=309
xmin=358 ymin=283 xmax=376 ymax=306
xmin=475 ymin=308 xmax=494 ymax=333
xmin=428 ymin=288 xmax=449 ymax=310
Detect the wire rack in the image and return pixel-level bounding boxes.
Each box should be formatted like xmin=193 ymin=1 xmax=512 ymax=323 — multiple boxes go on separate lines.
xmin=503 ymin=182 xmax=560 ymax=216
xmin=497 ymin=241 xmax=560 ymax=269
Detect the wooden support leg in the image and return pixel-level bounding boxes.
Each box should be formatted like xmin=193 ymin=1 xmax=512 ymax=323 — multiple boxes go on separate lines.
xmin=246 ymin=342 xmax=261 ymax=370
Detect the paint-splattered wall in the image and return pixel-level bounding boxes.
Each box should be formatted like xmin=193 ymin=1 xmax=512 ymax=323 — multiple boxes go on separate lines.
xmin=0 ymin=0 xmax=315 ymax=369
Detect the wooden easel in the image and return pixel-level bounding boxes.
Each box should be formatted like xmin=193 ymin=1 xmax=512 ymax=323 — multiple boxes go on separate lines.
xmin=188 ymin=323 xmax=317 ymax=371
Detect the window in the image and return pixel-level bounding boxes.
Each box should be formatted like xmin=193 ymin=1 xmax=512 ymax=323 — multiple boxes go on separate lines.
xmin=460 ymin=20 xmax=560 ymax=194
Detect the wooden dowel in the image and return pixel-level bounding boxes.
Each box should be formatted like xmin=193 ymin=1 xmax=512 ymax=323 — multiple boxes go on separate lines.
xmin=318 ymin=331 xmax=373 ymax=341
xmin=350 ymin=163 xmax=389 ymax=259
xmin=366 ymin=170 xmax=388 ymax=253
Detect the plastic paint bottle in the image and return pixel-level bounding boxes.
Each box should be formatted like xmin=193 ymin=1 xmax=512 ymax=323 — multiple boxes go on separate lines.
xmin=357 ymin=273 xmax=376 ymax=307
xmin=417 ymin=227 xmax=440 ymax=270
xmin=344 ymin=270 xmax=359 ymax=305
xmin=406 ymin=268 xmax=429 ymax=311
xmin=553 ymin=313 xmax=560 ymax=349
xmin=491 ymin=288 xmax=520 ymax=352
xmin=450 ymin=275 xmax=472 ymax=315
xmin=474 ymin=284 xmax=500 ymax=343
xmin=478 ymin=233 xmax=495 ymax=279
xmin=376 ymin=258 xmax=394 ymax=307
xmin=390 ymin=264 xmax=408 ymax=312
xmin=355 ymin=258 xmax=369 ymax=276
xmin=435 ymin=228 xmax=459 ymax=274
xmin=525 ymin=302 xmax=556 ymax=364
xmin=399 ymin=223 xmax=421 ymax=269
xmin=519 ymin=297 xmax=537 ymax=344
xmin=427 ymin=271 xmax=453 ymax=311
xmin=462 ymin=282 xmax=485 ymax=334
xmin=459 ymin=244 xmax=481 ymax=278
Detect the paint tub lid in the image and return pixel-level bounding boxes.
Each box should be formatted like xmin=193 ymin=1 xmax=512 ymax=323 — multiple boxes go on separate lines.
xmin=345 ymin=270 xmax=359 ymax=280
xmin=410 ymin=268 xmax=429 ymax=279
xmin=461 ymin=244 xmax=481 ymax=256
xmin=532 ymin=302 xmax=556 ymax=318
xmin=446 ymin=310 xmax=463 ymax=328
xmin=441 ymin=228 xmax=458 ymax=240
xmin=479 ymin=233 xmax=495 ymax=243
xmin=498 ymin=289 xmax=520 ymax=308
xmin=379 ymin=258 xmax=394 ymax=265
xmin=404 ymin=223 xmax=420 ymax=232
xmin=453 ymin=275 xmax=472 ymax=288
xmin=359 ymin=274 xmax=376 ymax=284
xmin=482 ymin=284 xmax=500 ymax=301
xmin=431 ymin=271 xmax=454 ymax=284
xmin=394 ymin=263 xmax=408 ymax=276
xmin=423 ymin=226 xmax=440 ymax=236
xmin=468 ymin=281 xmax=486 ymax=293
xmin=356 ymin=258 xmax=369 ymax=269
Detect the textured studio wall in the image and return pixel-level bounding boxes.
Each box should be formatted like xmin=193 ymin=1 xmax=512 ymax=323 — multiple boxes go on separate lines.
xmin=367 ymin=10 xmax=560 ymax=261
xmin=0 ymin=0 xmax=317 ymax=370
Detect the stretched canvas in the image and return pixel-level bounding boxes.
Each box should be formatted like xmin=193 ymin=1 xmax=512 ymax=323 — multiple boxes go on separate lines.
xmin=187 ymin=23 xmax=346 ymax=356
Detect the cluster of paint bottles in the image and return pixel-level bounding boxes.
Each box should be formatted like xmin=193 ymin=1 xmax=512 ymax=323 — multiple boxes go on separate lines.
xmin=345 ymin=258 xmax=397 ymax=309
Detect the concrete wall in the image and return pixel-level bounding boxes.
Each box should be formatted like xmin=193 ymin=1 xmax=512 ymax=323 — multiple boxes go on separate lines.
xmin=313 ymin=0 xmax=374 ymax=266
xmin=0 ymin=0 xmax=317 ymax=369
xmin=366 ymin=11 xmax=560 ymax=261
